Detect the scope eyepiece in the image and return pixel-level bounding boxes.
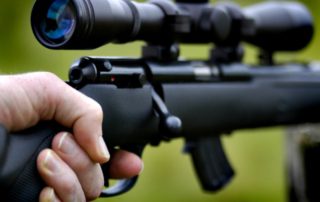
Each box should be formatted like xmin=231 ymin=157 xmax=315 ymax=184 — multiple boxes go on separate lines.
xmin=32 ymin=0 xmax=80 ymax=48
xmin=38 ymin=0 xmax=76 ymax=44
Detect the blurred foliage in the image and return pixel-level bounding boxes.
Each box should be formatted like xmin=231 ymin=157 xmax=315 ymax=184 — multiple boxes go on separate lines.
xmin=0 ymin=0 xmax=319 ymax=202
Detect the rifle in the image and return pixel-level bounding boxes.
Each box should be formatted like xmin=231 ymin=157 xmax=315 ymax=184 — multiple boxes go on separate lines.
xmin=0 ymin=0 xmax=318 ymax=201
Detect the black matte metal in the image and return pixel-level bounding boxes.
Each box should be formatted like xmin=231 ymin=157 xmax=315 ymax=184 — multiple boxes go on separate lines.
xmin=31 ymin=0 xmax=168 ymax=49
xmin=31 ymin=0 xmax=313 ymax=51
xmin=243 ymin=2 xmax=314 ymax=51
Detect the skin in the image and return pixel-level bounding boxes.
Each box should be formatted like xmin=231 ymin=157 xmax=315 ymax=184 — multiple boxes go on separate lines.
xmin=0 ymin=72 xmax=143 ymax=201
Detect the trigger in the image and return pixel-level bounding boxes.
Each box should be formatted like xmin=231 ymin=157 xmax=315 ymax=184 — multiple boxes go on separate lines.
xmin=100 ymin=144 xmax=145 ymax=197
xmin=100 ymin=177 xmax=138 ymax=197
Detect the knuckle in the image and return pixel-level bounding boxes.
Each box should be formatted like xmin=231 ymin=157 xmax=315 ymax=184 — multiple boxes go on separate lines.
xmin=93 ymin=104 xmax=103 ymax=121
xmin=37 ymin=72 xmax=60 ymax=82
xmin=85 ymin=175 xmax=104 ymax=200
xmin=87 ymin=101 xmax=103 ymax=121
xmin=78 ymin=164 xmax=104 ymax=200
xmin=75 ymin=157 xmax=92 ymax=173
xmin=60 ymin=178 xmax=78 ymax=196
xmin=86 ymin=186 xmax=102 ymax=201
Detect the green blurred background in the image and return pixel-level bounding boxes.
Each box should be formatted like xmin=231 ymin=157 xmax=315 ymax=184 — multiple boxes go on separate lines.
xmin=0 ymin=0 xmax=319 ymax=201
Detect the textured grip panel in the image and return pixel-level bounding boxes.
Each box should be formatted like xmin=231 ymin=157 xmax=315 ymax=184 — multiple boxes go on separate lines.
xmin=7 ymin=136 xmax=51 ymax=201
xmin=0 ymin=122 xmax=62 ymax=201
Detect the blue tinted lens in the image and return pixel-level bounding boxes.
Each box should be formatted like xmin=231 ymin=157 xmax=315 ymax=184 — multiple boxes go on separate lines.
xmin=41 ymin=0 xmax=75 ymax=41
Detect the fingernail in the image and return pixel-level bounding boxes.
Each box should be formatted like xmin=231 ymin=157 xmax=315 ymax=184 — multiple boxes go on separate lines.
xmin=139 ymin=161 xmax=144 ymax=175
xmin=43 ymin=187 xmax=58 ymax=202
xmin=99 ymin=136 xmax=110 ymax=162
xmin=42 ymin=151 xmax=61 ymax=176
xmin=58 ymin=132 xmax=75 ymax=154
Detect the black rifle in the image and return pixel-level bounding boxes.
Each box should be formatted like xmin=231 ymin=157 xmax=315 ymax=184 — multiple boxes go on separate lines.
xmin=0 ymin=0 xmax=318 ymax=201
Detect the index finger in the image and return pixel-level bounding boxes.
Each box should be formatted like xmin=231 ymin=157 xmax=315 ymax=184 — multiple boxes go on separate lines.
xmin=48 ymin=74 xmax=110 ymax=163
xmin=0 ymin=72 xmax=109 ymax=163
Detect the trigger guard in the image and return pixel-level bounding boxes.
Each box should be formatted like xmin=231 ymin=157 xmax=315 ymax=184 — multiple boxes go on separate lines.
xmin=100 ymin=176 xmax=138 ymax=197
xmin=101 ymin=144 xmax=145 ymax=197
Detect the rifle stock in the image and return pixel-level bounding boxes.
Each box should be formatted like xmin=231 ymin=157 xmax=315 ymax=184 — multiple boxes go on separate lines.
xmin=1 ymin=58 xmax=320 ymax=200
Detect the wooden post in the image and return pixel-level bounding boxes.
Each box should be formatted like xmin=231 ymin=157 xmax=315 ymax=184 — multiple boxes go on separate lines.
xmin=286 ymin=124 xmax=320 ymax=202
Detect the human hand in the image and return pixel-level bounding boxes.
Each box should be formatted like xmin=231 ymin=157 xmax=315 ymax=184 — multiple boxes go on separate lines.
xmin=0 ymin=72 xmax=143 ymax=201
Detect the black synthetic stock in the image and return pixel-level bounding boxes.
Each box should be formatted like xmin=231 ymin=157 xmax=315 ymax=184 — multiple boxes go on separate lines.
xmin=164 ymin=80 xmax=320 ymax=136
xmin=0 ymin=123 xmax=61 ymax=202
xmin=1 ymin=61 xmax=320 ymax=200
xmin=0 ymin=85 xmax=158 ymax=201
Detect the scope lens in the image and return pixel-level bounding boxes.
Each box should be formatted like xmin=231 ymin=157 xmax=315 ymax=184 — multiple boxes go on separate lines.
xmin=39 ymin=0 xmax=76 ymax=43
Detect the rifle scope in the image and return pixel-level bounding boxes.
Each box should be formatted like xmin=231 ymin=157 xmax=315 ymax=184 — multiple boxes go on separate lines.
xmin=31 ymin=0 xmax=313 ymax=51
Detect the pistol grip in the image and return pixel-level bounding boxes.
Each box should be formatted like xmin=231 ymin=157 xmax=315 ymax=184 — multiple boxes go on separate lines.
xmin=0 ymin=122 xmax=63 ymax=201
xmin=185 ymin=136 xmax=234 ymax=191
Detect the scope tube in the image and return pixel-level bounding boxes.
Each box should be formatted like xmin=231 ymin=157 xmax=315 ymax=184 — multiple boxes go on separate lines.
xmin=31 ymin=0 xmax=167 ymax=49
xmin=31 ymin=0 xmax=314 ymax=51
